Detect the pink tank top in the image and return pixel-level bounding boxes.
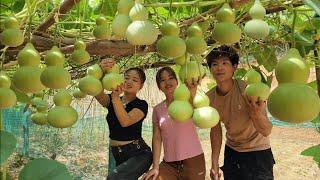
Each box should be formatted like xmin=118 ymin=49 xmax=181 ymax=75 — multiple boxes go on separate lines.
xmin=152 ymin=101 xmax=203 ymax=162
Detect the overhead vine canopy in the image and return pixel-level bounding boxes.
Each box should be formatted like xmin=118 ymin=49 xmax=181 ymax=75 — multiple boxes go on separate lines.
xmin=0 ymin=0 xmax=319 ymax=81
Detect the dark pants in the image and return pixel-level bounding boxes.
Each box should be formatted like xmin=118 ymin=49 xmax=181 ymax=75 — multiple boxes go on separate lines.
xmin=107 ymin=138 xmax=153 ymax=180
xmin=222 ymin=146 xmax=275 ymax=180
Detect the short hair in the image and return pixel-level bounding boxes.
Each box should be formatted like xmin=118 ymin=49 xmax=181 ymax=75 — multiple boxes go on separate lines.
xmin=156 ymin=67 xmax=177 ymax=89
xmin=206 ymin=46 xmax=239 ymax=67
xmin=125 ymin=67 xmax=146 ymax=84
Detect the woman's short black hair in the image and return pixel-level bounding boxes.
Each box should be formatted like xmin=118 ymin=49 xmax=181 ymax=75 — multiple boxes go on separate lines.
xmin=125 ymin=67 xmax=146 ymax=84
xmin=206 ymin=46 xmax=239 ymax=67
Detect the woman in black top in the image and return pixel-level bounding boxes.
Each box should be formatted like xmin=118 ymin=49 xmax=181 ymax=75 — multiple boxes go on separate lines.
xmin=95 ymin=58 xmax=152 ymax=180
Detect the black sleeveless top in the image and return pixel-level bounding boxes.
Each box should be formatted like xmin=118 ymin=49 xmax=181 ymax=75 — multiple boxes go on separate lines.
xmin=106 ymin=94 xmax=148 ymax=141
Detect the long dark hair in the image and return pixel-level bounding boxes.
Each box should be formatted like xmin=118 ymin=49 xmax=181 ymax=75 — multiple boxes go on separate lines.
xmin=155 ymin=67 xmax=177 ymax=88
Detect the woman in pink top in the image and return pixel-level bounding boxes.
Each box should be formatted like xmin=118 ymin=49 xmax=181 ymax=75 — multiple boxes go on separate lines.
xmin=143 ymin=67 xmax=205 ymax=180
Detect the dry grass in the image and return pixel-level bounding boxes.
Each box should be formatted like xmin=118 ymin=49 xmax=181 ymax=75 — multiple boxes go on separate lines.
xmin=197 ymin=126 xmax=320 ymax=180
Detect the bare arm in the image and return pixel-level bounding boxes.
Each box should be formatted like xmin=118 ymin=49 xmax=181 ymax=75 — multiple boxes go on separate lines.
xmin=112 ymin=95 xmax=146 ymax=127
xmin=94 ymin=90 xmax=110 ymax=107
xmin=244 ymin=95 xmax=273 ymax=137
xmin=94 ymin=57 xmax=116 ymax=107
xmin=151 ymin=121 xmax=162 ymax=169
xmin=250 ymin=111 xmax=273 ymax=137
xmin=210 ymin=121 xmax=222 ymax=175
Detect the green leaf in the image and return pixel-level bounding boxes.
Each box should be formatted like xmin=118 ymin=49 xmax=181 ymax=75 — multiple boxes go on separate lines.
xmin=89 ymin=0 xmax=100 ymax=9
xmin=301 ymin=144 xmax=320 ymax=157
xmin=311 ymin=116 xmax=320 ymax=123
xmin=99 ymin=0 xmax=117 ymax=17
xmin=266 ymin=75 xmax=273 ymax=87
xmin=19 ymin=158 xmax=72 ymax=180
xmin=311 ymin=17 xmax=320 ymax=31
xmin=304 ymin=0 xmax=320 ymax=16
xmin=13 ymin=89 xmax=31 ymax=104
xmin=233 ymin=68 xmax=247 ymax=80
xmin=308 ymin=80 xmax=317 ymax=91
xmin=172 ymin=64 xmax=181 ymax=82
xmin=207 ymin=81 xmax=216 ymax=90
xmin=1 ymin=0 xmax=13 ymax=5
xmin=314 ymin=155 xmax=320 ymax=166
xmin=12 ymin=0 xmax=25 ymax=13
xmin=253 ymin=46 xmax=278 ymax=72
xmin=295 ymin=31 xmax=313 ymax=46
xmin=0 ymin=130 xmax=17 ymax=165
xmin=0 ymin=171 xmax=12 ymax=180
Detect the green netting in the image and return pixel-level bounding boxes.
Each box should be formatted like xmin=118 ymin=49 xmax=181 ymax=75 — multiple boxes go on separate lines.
xmin=2 ymin=105 xmax=32 ymax=156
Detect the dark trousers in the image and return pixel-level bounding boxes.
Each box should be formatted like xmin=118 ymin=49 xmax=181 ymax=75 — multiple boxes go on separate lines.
xmin=222 ymin=146 xmax=275 ymax=180
xmin=107 ymin=138 xmax=153 ymax=180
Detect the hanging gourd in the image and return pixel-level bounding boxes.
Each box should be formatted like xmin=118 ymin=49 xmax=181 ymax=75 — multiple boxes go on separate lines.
xmin=212 ymin=3 xmax=241 ymax=45
xmin=0 ymin=17 xmax=24 ymax=47
xmin=186 ymin=24 xmax=207 ymax=55
xmin=160 ymin=20 xmax=180 ymax=36
xmin=70 ymin=40 xmax=90 ymax=65
xmin=275 ymin=48 xmax=310 ymax=84
xmin=112 ymin=0 xmax=134 ymax=39
xmin=93 ymin=16 xmax=111 ymax=40
xmin=48 ymin=90 xmax=78 ymax=128
xmin=267 ymin=48 xmax=319 ymax=123
xmin=12 ymin=43 xmax=45 ymax=93
xmin=17 ymin=43 xmax=41 ymax=67
xmin=41 ymin=46 xmax=71 ymax=89
xmin=168 ymin=83 xmax=193 ymax=122
xmin=126 ymin=1 xmax=158 ymax=45
xmin=244 ymin=0 xmax=269 ymax=39
xmin=0 ymin=72 xmax=16 ymax=109
xmin=102 ymin=63 xmax=124 ymax=91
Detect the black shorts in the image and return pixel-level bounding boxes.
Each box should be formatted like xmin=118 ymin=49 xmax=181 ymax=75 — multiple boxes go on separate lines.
xmin=222 ymin=145 xmax=275 ymax=180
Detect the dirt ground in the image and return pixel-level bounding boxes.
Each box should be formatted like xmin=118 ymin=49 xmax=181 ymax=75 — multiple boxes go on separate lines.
xmin=199 ymin=126 xmax=320 ymax=180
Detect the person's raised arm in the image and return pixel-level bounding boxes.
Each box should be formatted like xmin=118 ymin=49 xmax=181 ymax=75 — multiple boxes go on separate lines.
xmin=94 ymin=58 xmax=117 ymax=107
xmin=111 ymin=85 xmax=147 ymax=127
xmin=94 ymin=90 xmax=110 ymax=107
xmin=244 ymin=96 xmax=273 ymax=137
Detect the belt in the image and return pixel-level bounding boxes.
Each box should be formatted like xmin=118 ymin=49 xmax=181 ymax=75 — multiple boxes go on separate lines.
xmin=164 ymin=160 xmax=184 ymax=171
xmin=111 ymin=138 xmax=148 ymax=153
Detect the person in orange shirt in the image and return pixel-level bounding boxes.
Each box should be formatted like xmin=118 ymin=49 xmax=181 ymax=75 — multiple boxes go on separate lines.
xmin=206 ymin=46 xmax=275 ymax=180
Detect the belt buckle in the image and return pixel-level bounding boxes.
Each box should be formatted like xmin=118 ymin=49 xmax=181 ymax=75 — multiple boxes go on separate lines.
xmin=133 ymin=140 xmax=141 ymax=149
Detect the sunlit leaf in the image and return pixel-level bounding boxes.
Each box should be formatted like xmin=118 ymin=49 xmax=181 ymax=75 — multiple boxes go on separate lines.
xmin=19 ymin=158 xmax=72 ymax=180
xmin=311 ymin=116 xmax=320 ymax=123
xmin=301 ymin=144 xmax=320 ymax=157
xmin=0 ymin=130 xmax=17 ymax=165
xmin=233 ymin=68 xmax=247 ymax=80
xmin=308 ymin=80 xmax=317 ymax=90
xmin=0 ymin=171 xmax=12 ymax=180
xmin=12 ymin=0 xmax=25 ymax=13
xmin=253 ymin=46 xmax=278 ymax=72
xmin=304 ymin=0 xmax=320 ymax=16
